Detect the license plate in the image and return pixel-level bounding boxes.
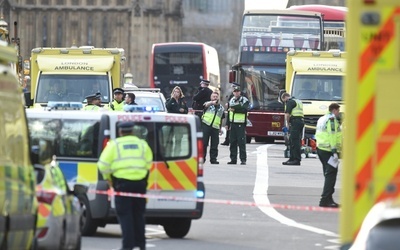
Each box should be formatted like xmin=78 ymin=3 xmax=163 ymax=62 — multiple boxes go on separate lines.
xmin=267 ymin=131 xmax=284 ymax=136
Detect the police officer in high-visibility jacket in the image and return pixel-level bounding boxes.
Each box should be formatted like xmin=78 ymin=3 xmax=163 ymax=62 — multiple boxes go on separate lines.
xmin=202 ymin=91 xmax=225 ymax=164
xmin=82 ymin=92 xmax=101 ymax=111
xmin=315 ymin=103 xmax=342 ymax=208
xmin=97 ymin=121 xmax=153 ymax=250
xmin=281 ymin=93 xmax=304 ymax=166
xmin=227 ymin=87 xmax=250 ymax=165
xmin=110 ymin=88 xmax=125 ymax=111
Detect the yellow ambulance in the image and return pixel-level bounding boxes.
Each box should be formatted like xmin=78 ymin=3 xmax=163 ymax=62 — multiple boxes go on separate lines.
xmin=26 ymin=108 xmax=205 ymax=238
xmin=0 ymin=41 xmax=39 ymax=249
xmin=285 ymin=50 xmax=346 ymax=136
xmin=341 ymin=0 xmax=400 ymax=249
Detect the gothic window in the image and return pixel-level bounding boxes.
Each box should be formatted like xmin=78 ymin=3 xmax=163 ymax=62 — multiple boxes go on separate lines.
xmin=117 ymin=0 xmax=125 ymax=5
xmin=134 ymin=2 xmax=141 ymax=17
xmin=102 ymin=16 xmax=107 ymax=48
xmin=87 ymin=16 xmax=93 ymax=45
xmin=26 ymin=0 xmax=34 ymax=4
xmin=41 ymin=0 xmax=49 ymax=4
xmin=72 ymin=0 xmax=79 ymax=5
xmin=87 ymin=0 xmax=94 ymax=5
xmin=42 ymin=16 xmax=48 ymax=47
xmin=57 ymin=0 xmax=64 ymax=4
xmin=57 ymin=16 xmax=63 ymax=47
xmin=102 ymin=0 xmax=108 ymax=5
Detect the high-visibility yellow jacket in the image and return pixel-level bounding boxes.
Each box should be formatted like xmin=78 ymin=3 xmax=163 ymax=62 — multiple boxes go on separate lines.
xmin=83 ymin=104 xmax=100 ymax=111
xmin=110 ymin=100 xmax=125 ymax=111
xmin=97 ymin=135 xmax=153 ymax=181
xmin=202 ymin=103 xmax=224 ymax=129
xmin=228 ymin=96 xmax=250 ymax=124
xmin=316 ymin=113 xmax=342 ymax=152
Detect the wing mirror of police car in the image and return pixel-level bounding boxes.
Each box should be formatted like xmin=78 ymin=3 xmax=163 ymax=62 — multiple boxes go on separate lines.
xmin=31 ymin=139 xmax=55 ymax=165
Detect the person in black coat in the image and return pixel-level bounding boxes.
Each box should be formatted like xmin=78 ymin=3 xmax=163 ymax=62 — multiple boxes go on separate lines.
xmin=192 ymin=79 xmax=213 ymax=117
xmin=166 ymin=86 xmax=188 ymax=114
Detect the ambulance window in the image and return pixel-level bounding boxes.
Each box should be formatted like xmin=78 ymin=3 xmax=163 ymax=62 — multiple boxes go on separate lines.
xmin=157 ymin=124 xmax=191 ymax=159
xmin=60 ymin=120 xmax=100 ymax=158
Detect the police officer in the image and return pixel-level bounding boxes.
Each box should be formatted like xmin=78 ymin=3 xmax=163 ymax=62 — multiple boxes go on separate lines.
xmin=97 ymin=121 xmax=153 ymax=250
xmin=110 ymin=88 xmax=125 ymax=111
xmin=316 ymin=103 xmax=342 ymax=208
xmin=227 ymin=87 xmax=250 ymax=165
xmin=83 ymin=92 xmax=101 ymax=111
xmin=281 ymin=93 xmax=304 ymax=166
xmin=192 ymin=79 xmax=213 ymax=117
xmin=221 ymin=82 xmax=247 ymax=146
xmin=202 ymin=91 xmax=225 ymax=164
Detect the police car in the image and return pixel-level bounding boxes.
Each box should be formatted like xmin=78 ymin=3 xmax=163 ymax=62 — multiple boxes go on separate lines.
xmin=123 ymin=87 xmax=167 ymax=112
xmin=26 ymin=106 xmax=205 ymax=238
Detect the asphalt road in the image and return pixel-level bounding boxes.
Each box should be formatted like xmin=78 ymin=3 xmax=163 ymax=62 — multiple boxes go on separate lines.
xmin=82 ymin=139 xmax=342 ymax=250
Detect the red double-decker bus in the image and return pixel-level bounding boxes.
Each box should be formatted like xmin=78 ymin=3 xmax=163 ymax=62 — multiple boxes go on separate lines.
xmin=230 ymin=8 xmax=324 ymax=143
xmin=288 ymin=5 xmax=347 ymax=50
xmin=150 ymin=42 xmax=220 ymax=108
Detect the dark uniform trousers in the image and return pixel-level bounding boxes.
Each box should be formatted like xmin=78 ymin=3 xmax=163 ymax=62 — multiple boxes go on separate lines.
xmin=202 ymin=123 xmax=219 ymax=162
xmin=113 ymin=177 xmax=147 ymax=250
xmin=317 ymin=148 xmax=338 ymax=204
xmin=289 ymin=117 xmax=304 ymax=162
xmin=229 ymin=123 xmax=246 ymax=163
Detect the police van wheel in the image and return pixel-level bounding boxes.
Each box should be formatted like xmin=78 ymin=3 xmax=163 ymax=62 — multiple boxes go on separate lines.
xmin=78 ymin=195 xmax=98 ymax=236
xmin=163 ymin=218 xmax=191 ymax=238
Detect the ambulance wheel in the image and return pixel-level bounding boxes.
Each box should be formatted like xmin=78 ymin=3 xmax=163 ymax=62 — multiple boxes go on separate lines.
xmin=78 ymin=195 xmax=98 ymax=236
xmin=163 ymin=218 xmax=191 ymax=238
xmin=246 ymin=136 xmax=252 ymax=143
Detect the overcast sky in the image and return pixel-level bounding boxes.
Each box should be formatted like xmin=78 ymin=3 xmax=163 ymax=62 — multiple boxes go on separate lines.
xmin=245 ymin=0 xmax=289 ymax=10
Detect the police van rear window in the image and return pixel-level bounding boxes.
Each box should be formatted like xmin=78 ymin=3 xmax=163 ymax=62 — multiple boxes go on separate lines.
xmin=28 ymin=118 xmax=100 ymax=158
xmin=116 ymin=122 xmax=191 ymax=160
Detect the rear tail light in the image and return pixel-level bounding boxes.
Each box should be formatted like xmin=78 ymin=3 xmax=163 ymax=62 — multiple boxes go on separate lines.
xmin=102 ymin=137 xmax=110 ymax=150
xmin=37 ymin=228 xmax=49 ymax=238
xmin=197 ymin=138 xmax=204 ymax=176
xmin=36 ymin=190 xmax=57 ymax=204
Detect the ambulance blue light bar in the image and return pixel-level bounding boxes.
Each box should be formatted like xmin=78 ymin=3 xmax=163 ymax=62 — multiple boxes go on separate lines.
xmin=47 ymin=101 xmax=83 ymax=110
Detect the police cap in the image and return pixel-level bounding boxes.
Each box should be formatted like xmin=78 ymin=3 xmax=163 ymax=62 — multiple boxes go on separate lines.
xmin=117 ymin=121 xmax=135 ymax=132
xmin=231 ymin=82 xmax=240 ymax=87
xmin=85 ymin=93 xmax=97 ymax=101
xmin=200 ymin=79 xmax=210 ymax=85
xmin=233 ymin=86 xmax=241 ymax=92
xmin=113 ymin=88 xmax=124 ymax=94
xmin=95 ymin=92 xmax=101 ymax=99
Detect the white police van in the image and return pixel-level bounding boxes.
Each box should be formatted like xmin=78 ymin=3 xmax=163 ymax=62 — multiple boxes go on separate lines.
xmin=26 ymin=104 xmax=205 ymax=238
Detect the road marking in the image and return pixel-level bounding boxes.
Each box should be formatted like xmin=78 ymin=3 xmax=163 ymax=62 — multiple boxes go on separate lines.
xmin=253 ymin=144 xmax=339 ymax=237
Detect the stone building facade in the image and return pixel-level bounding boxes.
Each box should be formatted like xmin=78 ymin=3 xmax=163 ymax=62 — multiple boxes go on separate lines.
xmin=2 ymin=0 xmax=184 ymax=87
xmin=1 ymin=0 xmax=345 ymax=88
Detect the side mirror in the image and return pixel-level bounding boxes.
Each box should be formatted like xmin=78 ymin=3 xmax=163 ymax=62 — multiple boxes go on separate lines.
xmin=278 ymin=89 xmax=286 ymax=103
xmin=229 ymin=70 xmax=236 ymax=83
xmin=31 ymin=139 xmax=54 ymax=165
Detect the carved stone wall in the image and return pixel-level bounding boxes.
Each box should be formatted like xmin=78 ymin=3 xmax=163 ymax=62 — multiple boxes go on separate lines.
xmin=2 ymin=0 xmax=183 ymax=87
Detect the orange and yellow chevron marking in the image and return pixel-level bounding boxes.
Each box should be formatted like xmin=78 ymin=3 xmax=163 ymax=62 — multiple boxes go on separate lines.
xmin=354 ymin=6 xmax=400 ymax=241
xmin=148 ymin=158 xmax=197 ymax=191
xmin=38 ymin=203 xmax=51 ymax=217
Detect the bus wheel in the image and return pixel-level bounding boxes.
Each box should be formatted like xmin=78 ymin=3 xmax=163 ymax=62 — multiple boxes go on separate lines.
xmin=77 ymin=194 xmax=98 ymax=236
xmin=163 ymin=218 xmax=191 ymax=238
xmin=246 ymin=136 xmax=252 ymax=143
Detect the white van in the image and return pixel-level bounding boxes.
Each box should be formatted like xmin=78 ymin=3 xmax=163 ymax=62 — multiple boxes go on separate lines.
xmin=26 ymin=109 xmax=205 ymax=238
